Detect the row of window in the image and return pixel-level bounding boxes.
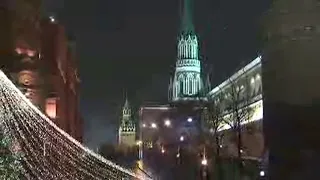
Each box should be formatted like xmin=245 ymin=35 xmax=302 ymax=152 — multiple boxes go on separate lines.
xmin=173 ymin=76 xmax=201 ymax=96
xmin=211 ymin=74 xmax=262 ymax=111
xmin=176 ymin=59 xmax=200 ymax=67
xmin=177 ymin=39 xmax=198 ymax=59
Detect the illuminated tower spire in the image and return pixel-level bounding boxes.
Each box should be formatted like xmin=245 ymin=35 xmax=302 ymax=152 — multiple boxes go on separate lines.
xmin=181 ymin=0 xmax=194 ymax=36
xmin=170 ymin=0 xmax=204 ymax=102
xmin=118 ymin=94 xmax=136 ymax=147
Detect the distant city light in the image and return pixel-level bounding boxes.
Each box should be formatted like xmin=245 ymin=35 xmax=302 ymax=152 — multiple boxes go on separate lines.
xmin=176 ymin=153 xmax=180 ymax=158
xmin=142 ymin=123 xmax=146 ymax=128
xmin=180 ymin=136 xmax=184 ymax=142
xmin=164 ymin=119 xmax=171 ymax=127
xmin=49 ymin=16 xmax=55 ymax=22
xmin=260 ymin=170 xmax=265 ymax=177
xmin=187 ymin=117 xmax=193 ymax=122
xmin=151 ymin=123 xmax=157 ymax=129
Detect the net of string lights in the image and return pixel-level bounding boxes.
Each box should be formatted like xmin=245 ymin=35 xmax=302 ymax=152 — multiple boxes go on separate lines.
xmin=0 ymin=70 xmax=151 ymax=180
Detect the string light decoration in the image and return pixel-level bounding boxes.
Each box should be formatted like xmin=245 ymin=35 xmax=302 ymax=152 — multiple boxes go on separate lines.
xmin=0 ymin=70 xmax=151 ymax=180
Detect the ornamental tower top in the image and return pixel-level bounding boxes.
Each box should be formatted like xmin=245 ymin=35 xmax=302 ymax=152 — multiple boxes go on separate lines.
xmin=169 ymin=0 xmax=207 ymax=102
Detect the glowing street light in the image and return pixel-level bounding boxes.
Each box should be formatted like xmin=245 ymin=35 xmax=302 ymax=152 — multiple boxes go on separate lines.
xmin=49 ymin=16 xmax=55 ymax=22
xmin=260 ymin=170 xmax=265 ymax=177
xmin=164 ymin=119 xmax=171 ymax=127
xmin=201 ymin=147 xmax=208 ymax=166
xmin=176 ymin=146 xmax=181 ymax=158
xmin=187 ymin=117 xmax=193 ymax=122
xmin=180 ymin=136 xmax=184 ymax=142
xmin=142 ymin=123 xmax=146 ymax=128
xmin=161 ymin=147 xmax=165 ymax=154
xmin=201 ymin=158 xmax=208 ymax=166
xmin=151 ymin=123 xmax=157 ymax=129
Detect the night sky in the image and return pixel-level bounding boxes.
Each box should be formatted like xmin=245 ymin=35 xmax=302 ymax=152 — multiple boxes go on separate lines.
xmin=44 ymin=0 xmax=269 ymax=149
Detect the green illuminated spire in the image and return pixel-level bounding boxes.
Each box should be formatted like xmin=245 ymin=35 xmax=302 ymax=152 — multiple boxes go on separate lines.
xmin=181 ymin=0 xmax=195 ymax=35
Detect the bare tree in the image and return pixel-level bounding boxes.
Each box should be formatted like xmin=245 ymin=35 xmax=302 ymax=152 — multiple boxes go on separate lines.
xmin=202 ymin=99 xmax=225 ymax=179
xmin=221 ymin=75 xmax=254 ymax=173
xmin=203 ymin=100 xmax=224 ymax=157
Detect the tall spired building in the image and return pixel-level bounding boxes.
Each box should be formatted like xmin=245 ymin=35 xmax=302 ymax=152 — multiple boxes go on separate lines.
xmin=169 ymin=0 xmax=207 ymax=102
xmin=118 ymin=96 xmax=136 ymax=147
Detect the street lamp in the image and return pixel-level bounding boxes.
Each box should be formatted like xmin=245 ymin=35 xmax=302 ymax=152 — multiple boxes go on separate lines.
xmin=142 ymin=123 xmax=146 ymax=128
xmin=201 ymin=148 xmax=208 ymax=166
xmin=201 ymin=158 xmax=208 ymax=166
xmin=260 ymin=170 xmax=265 ymax=177
xmin=164 ymin=119 xmax=171 ymax=127
xmin=187 ymin=117 xmax=193 ymax=122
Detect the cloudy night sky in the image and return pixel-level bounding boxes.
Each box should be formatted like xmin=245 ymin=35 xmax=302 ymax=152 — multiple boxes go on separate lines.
xmin=44 ymin=0 xmax=270 ymax=149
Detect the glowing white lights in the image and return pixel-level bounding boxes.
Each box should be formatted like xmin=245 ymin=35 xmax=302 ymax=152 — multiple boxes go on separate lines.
xmin=201 ymin=158 xmax=208 ymax=166
xmin=49 ymin=16 xmax=55 ymax=22
xmin=0 ymin=71 xmax=149 ymax=179
xmin=151 ymin=123 xmax=157 ymax=129
xmin=187 ymin=117 xmax=193 ymax=122
xmin=260 ymin=170 xmax=265 ymax=177
xmin=164 ymin=119 xmax=171 ymax=127
xmin=161 ymin=147 xmax=165 ymax=154
xmin=251 ymin=77 xmax=255 ymax=84
xmin=180 ymin=136 xmax=184 ymax=142
xmin=142 ymin=123 xmax=146 ymax=128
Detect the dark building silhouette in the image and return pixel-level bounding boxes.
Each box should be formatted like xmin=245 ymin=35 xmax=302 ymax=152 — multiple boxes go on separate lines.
xmin=263 ymin=0 xmax=320 ymax=179
xmin=0 ymin=1 xmax=83 ymax=142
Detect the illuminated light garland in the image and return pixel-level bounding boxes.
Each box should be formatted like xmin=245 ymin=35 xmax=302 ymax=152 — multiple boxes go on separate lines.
xmin=0 ymin=70 xmax=151 ymax=180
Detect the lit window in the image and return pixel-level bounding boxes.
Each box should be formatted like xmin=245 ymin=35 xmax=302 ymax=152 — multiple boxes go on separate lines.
xmin=15 ymin=48 xmax=22 ymax=54
xmin=250 ymin=78 xmax=255 ymax=84
xmin=46 ymin=98 xmax=57 ymax=119
xmin=27 ymin=50 xmax=35 ymax=57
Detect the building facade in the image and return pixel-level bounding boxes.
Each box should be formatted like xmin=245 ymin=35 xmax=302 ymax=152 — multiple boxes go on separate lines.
xmin=205 ymin=56 xmax=264 ymax=158
xmin=118 ymin=97 xmax=136 ymax=147
xmin=40 ymin=17 xmax=82 ymax=142
xmin=0 ymin=1 xmax=83 ymax=142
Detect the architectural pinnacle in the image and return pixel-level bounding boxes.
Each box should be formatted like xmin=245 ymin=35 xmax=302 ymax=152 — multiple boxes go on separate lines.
xmin=181 ymin=0 xmax=195 ymax=35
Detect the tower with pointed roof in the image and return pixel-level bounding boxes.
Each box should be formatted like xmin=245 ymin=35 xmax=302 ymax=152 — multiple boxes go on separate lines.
xmin=169 ymin=0 xmax=208 ymax=102
xmin=118 ymin=95 xmax=136 ymax=147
